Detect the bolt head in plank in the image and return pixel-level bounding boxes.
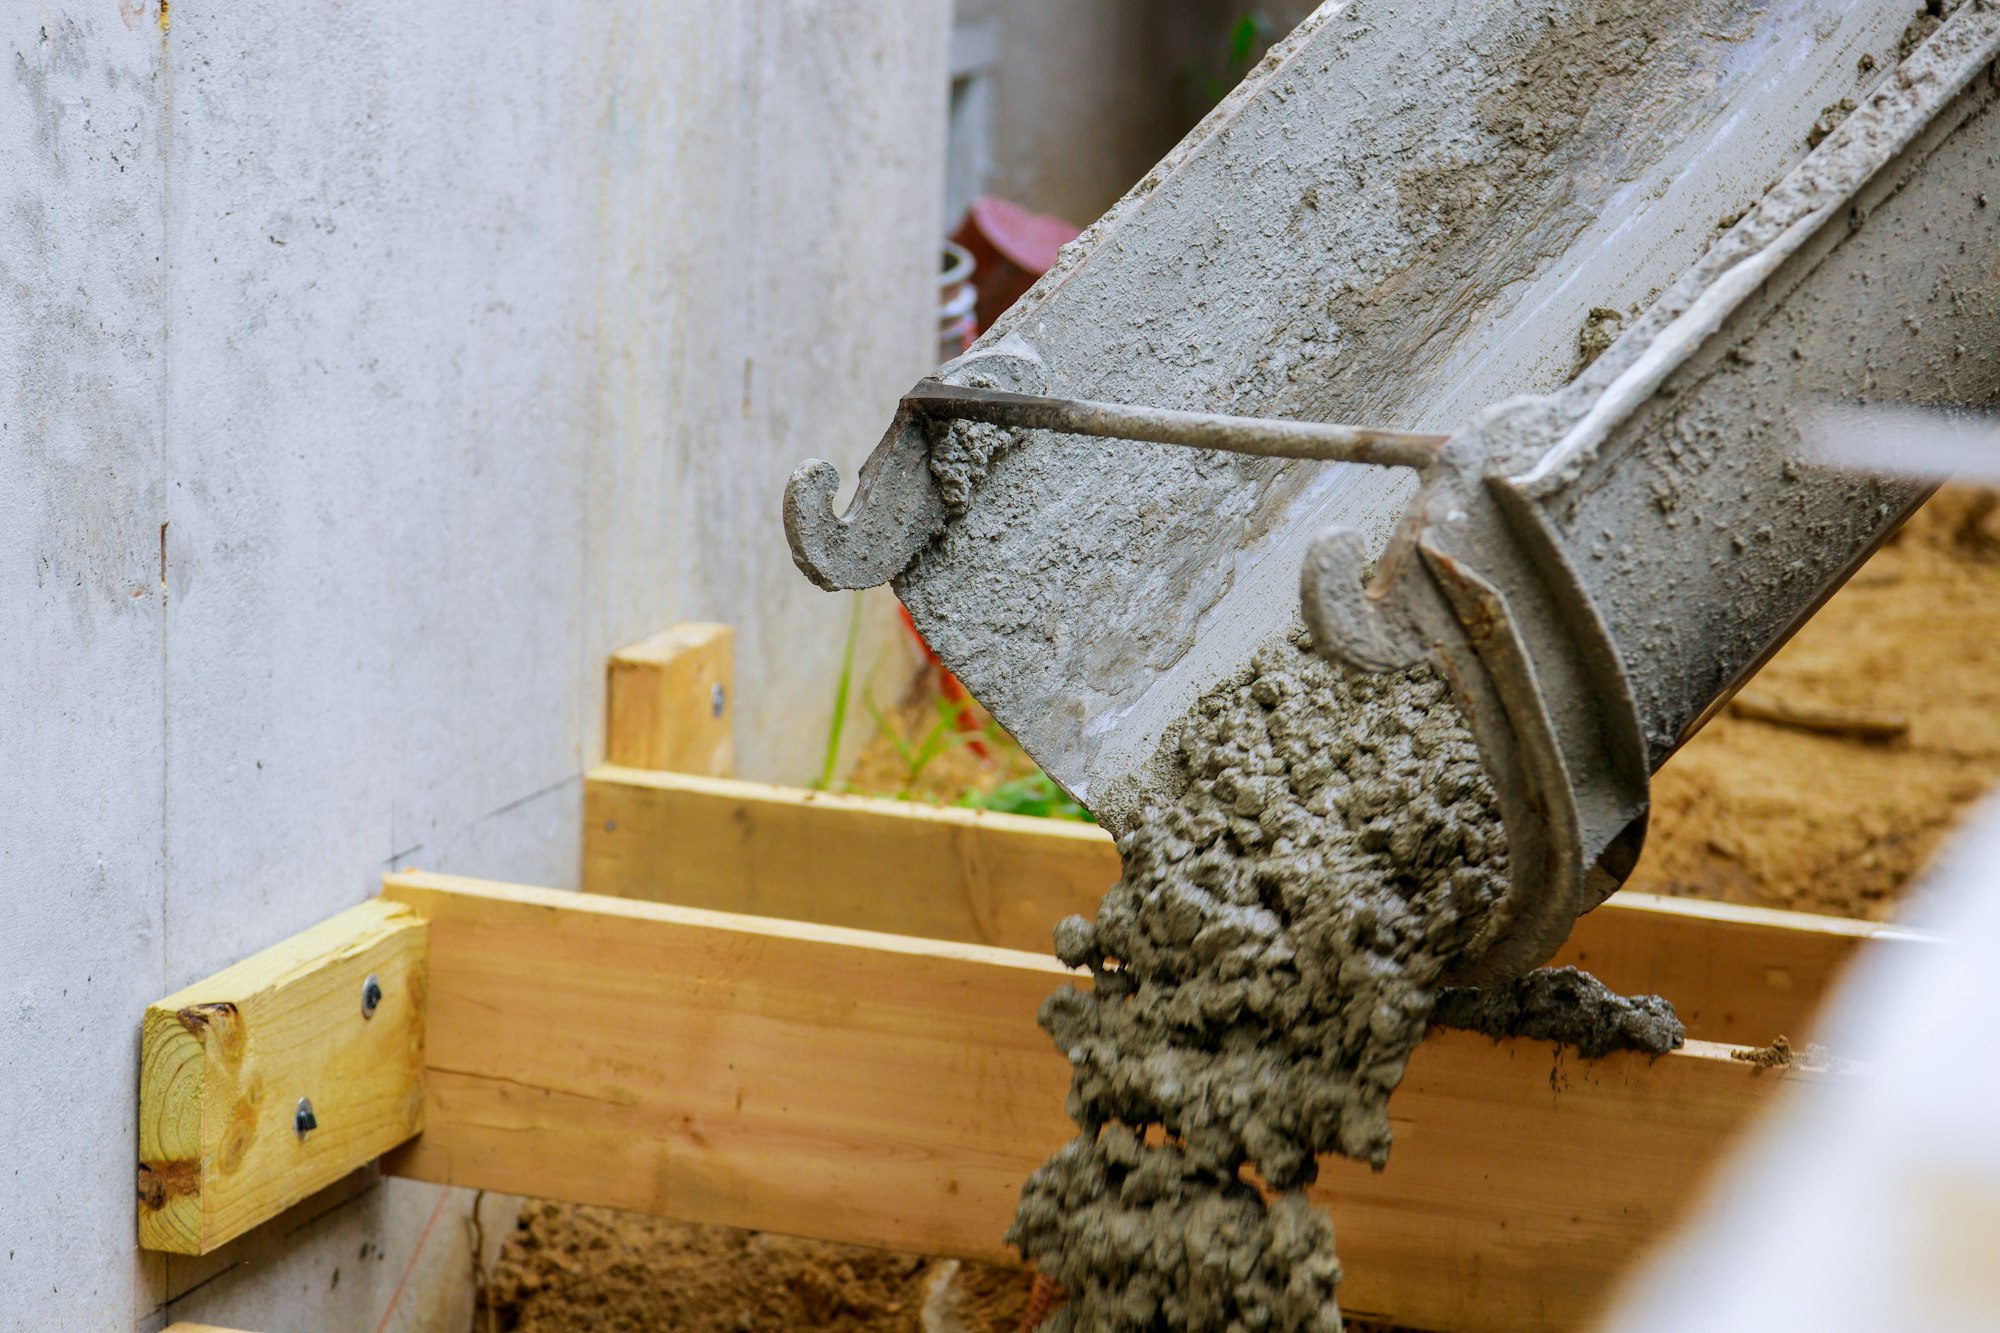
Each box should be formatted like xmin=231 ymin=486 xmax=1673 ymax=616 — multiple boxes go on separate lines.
xmin=137 ymin=899 xmax=427 ymax=1254
xmin=605 ymin=623 xmax=735 ymax=775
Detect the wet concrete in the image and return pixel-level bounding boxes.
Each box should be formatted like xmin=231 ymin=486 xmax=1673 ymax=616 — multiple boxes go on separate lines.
xmin=1008 ymin=630 xmax=1512 ymax=1329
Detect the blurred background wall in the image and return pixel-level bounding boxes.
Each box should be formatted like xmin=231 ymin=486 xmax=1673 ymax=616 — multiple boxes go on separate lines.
xmin=947 ymin=0 xmax=1312 ymax=228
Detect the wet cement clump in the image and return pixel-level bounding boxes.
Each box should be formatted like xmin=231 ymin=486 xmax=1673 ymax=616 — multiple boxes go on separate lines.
xmin=1432 ymin=966 xmax=1683 ymax=1058
xmin=1007 ymin=628 xmax=1513 ymax=1329
xmin=1010 ymin=1129 xmax=1344 ymax=1333
xmin=1730 ymin=1034 xmax=1796 ymax=1069
xmin=925 ymin=376 xmax=1021 ymax=517
xmin=1577 ymin=305 xmax=1627 ymax=372
xmin=1897 ymin=0 xmax=1962 ymax=62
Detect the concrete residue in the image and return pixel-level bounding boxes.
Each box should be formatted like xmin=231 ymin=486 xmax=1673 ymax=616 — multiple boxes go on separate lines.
xmin=1898 ymin=0 xmax=1956 ymax=61
xmin=1730 ymin=1034 xmax=1797 ymax=1068
xmin=1431 ymin=966 xmax=1684 ymax=1058
xmin=1008 ymin=629 xmax=1520 ymax=1327
xmin=1729 ymin=1035 xmax=1837 ymax=1071
xmin=1578 ymin=306 xmax=1629 ymax=372
xmin=925 ymin=375 xmax=1022 ymax=518
xmin=1807 ymin=97 xmax=1857 ymax=148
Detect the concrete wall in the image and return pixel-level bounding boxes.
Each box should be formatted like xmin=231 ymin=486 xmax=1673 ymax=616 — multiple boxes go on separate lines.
xmin=0 ymin=0 xmax=945 ymax=1327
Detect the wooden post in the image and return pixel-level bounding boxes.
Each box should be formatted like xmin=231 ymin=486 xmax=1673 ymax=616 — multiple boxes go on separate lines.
xmin=604 ymin=623 xmax=735 ymax=776
xmin=138 ymin=900 xmax=427 ymax=1255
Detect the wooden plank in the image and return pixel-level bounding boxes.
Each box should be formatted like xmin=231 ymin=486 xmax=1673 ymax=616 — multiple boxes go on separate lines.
xmin=581 ymin=764 xmax=1930 ymax=1044
xmin=381 ymin=870 xmax=1820 ymax=1333
xmin=382 ymin=871 xmax=1069 ymax=1260
xmin=138 ymin=900 xmax=427 ymax=1255
xmin=1553 ymin=890 xmax=1935 ymax=1046
xmin=1321 ymin=1032 xmax=1793 ymax=1331
xmin=583 ymin=765 xmax=1121 ymax=954
xmin=605 ymin=623 xmax=735 ymax=775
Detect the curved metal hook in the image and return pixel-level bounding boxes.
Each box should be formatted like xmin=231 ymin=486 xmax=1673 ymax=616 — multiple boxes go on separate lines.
xmin=783 ymin=409 xmax=948 ymax=591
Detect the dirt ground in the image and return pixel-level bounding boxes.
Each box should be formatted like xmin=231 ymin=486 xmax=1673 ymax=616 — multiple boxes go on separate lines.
xmin=481 ymin=1204 xmax=1031 ymax=1333
xmin=1626 ymin=485 xmax=2000 ymax=920
xmin=480 ymin=1206 xmax=1397 ymax=1333
xmin=484 ymin=489 xmax=2000 ymax=1332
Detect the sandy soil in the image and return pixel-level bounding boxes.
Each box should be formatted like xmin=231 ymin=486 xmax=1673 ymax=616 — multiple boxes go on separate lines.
xmin=1626 ymin=486 xmax=2000 ymax=920
xmin=484 ymin=489 xmax=2000 ymax=1332
xmin=481 ymin=1204 xmax=1030 ymax=1333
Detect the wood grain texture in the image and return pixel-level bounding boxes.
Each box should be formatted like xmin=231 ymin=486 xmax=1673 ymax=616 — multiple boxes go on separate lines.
xmin=583 ymin=765 xmax=1121 ymax=953
xmin=380 ymin=870 xmax=1821 ymax=1332
xmin=605 ymin=623 xmax=735 ymax=775
xmin=382 ymin=870 xmax=1070 ymax=1259
xmin=580 ymin=766 xmax=1929 ymax=1044
xmin=138 ymin=900 xmax=427 ymax=1255
xmin=1553 ymin=890 xmax=1934 ymax=1046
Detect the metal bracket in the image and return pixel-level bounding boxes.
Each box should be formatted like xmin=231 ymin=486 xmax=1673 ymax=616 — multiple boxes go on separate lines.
xmin=1300 ymin=400 xmax=1652 ymax=984
xmin=781 ymin=376 xmax=1445 ymax=591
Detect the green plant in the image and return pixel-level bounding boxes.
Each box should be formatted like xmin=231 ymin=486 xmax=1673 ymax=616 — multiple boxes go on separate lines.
xmin=815 ymin=593 xmax=866 ymax=791
xmin=864 ymin=690 xmax=984 ymax=798
xmin=959 ymin=771 xmax=1095 ymax=823
xmin=1195 ymin=12 xmax=1277 ymax=108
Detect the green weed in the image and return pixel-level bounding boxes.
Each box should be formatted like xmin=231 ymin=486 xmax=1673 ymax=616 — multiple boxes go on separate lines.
xmin=959 ymin=771 xmax=1094 ymax=823
xmin=863 ymin=691 xmax=984 ymax=799
xmin=814 ymin=593 xmax=865 ymax=791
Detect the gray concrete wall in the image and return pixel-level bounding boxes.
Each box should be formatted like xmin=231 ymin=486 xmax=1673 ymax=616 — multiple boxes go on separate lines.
xmin=0 ymin=0 xmax=946 ymax=1327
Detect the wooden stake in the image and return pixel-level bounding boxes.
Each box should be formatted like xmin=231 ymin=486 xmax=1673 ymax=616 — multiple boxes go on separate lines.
xmin=605 ymin=623 xmax=735 ymax=775
xmin=138 ymin=900 xmax=427 ymax=1255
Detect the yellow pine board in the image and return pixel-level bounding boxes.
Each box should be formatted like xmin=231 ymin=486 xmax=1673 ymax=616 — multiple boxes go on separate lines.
xmin=1555 ymin=889 xmax=1935 ymax=1046
xmin=580 ymin=765 xmax=1928 ymax=1044
xmin=380 ymin=870 xmax=1817 ymax=1333
xmin=605 ymin=623 xmax=735 ymax=776
xmin=138 ymin=899 xmax=427 ymax=1254
xmin=583 ymin=765 xmax=1121 ymax=953
xmin=381 ymin=870 xmax=1068 ymax=1258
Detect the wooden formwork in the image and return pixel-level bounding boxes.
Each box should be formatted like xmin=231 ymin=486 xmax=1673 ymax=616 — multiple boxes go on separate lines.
xmin=137 ymin=625 xmax=1932 ymax=1331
